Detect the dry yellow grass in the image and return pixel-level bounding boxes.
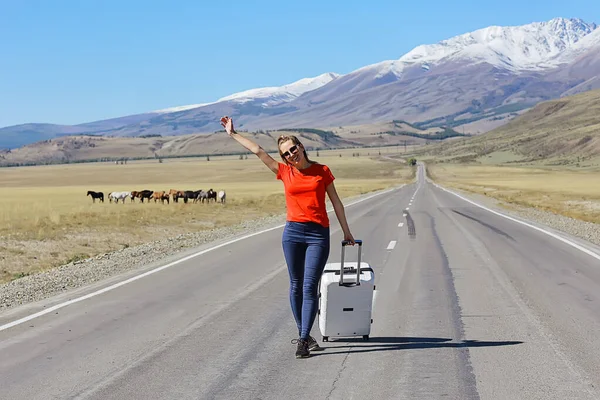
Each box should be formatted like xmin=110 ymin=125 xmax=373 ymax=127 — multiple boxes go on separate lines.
xmin=428 ymin=164 xmax=600 ymax=224
xmin=414 ymin=89 xmax=600 ymax=164
xmin=0 ymin=148 xmax=414 ymax=282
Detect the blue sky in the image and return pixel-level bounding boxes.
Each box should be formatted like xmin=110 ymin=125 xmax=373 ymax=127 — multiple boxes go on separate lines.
xmin=1 ymin=0 xmax=598 ymax=128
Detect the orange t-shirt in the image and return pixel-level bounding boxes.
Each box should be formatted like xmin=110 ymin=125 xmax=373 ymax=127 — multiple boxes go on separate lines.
xmin=276 ymin=162 xmax=335 ymax=227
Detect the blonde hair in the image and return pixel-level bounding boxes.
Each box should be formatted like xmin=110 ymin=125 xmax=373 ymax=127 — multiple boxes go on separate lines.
xmin=277 ymin=135 xmax=312 ymax=164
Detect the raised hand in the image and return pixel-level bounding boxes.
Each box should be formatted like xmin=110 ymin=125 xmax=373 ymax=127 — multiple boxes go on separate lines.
xmin=220 ymin=116 xmax=235 ymax=136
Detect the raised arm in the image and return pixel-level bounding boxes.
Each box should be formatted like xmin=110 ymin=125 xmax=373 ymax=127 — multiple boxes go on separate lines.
xmin=220 ymin=116 xmax=279 ymax=174
xmin=325 ymin=182 xmax=355 ymax=244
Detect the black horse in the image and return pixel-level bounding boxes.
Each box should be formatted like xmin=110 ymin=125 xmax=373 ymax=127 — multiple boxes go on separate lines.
xmin=182 ymin=190 xmax=196 ymax=204
xmin=206 ymin=189 xmax=217 ymax=202
xmin=87 ymin=190 xmax=104 ymax=203
xmin=136 ymin=190 xmax=154 ymax=203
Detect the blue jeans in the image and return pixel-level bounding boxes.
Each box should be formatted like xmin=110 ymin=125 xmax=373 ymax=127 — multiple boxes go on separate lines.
xmin=282 ymin=221 xmax=330 ymax=340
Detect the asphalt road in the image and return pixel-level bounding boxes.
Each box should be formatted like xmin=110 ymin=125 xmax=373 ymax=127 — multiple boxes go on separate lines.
xmin=1 ymin=165 xmax=600 ymax=399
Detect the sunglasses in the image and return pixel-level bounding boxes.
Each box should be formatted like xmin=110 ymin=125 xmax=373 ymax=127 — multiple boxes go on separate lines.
xmin=282 ymin=145 xmax=299 ymax=158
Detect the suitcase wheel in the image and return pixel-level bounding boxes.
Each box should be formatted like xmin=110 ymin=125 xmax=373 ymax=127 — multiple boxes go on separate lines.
xmin=363 ymin=335 xmax=369 ymax=341
xmin=322 ymin=336 xmax=329 ymax=342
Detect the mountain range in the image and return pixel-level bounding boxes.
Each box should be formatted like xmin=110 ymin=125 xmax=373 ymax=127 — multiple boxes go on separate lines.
xmin=2 ymin=17 xmax=599 ymax=149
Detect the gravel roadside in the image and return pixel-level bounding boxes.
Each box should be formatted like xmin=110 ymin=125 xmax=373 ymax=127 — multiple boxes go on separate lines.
xmin=0 ymin=213 xmax=289 ymax=312
xmin=2 ymin=183 xmax=599 ymax=313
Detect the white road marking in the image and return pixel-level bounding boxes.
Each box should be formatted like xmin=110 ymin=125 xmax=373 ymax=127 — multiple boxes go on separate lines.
xmin=406 ymin=207 xmax=410 ymax=210
xmin=398 ymin=222 xmax=404 ymax=228
xmin=433 ymin=183 xmax=600 ymax=262
xmin=386 ymin=241 xmax=397 ymax=250
xmin=0 ymin=185 xmax=404 ymax=332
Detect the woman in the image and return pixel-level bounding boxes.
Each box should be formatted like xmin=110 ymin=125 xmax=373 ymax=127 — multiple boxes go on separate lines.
xmin=220 ymin=116 xmax=355 ymax=359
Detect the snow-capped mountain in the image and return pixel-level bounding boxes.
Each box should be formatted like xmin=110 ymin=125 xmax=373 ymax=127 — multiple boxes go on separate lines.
xmin=554 ymin=23 xmax=600 ymax=62
xmin=216 ymin=72 xmax=340 ymax=105
xmin=243 ymin=17 xmax=600 ymax=130
xmin=355 ymin=17 xmax=597 ymax=80
xmin=154 ymin=72 xmax=340 ymax=113
xmin=154 ymin=103 xmax=212 ymax=114
xmin=2 ymin=17 xmax=600 ymax=149
xmin=156 ymin=17 xmax=598 ymax=118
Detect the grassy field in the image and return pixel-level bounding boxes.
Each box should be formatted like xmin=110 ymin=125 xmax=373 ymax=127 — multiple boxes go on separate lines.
xmin=427 ymin=164 xmax=600 ymax=224
xmin=0 ymin=147 xmax=414 ymax=282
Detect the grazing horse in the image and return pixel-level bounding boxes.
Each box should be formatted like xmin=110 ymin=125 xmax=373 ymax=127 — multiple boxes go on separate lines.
xmin=152 ymin=191 xmax=170 ymax=204
xmin=136 ymin=190 xmax=154 ymax=203
xmin=169 ymin=189 xmax=185 ymax=203
xmin=195 ymin=190 xmax=208 ymax=204
xmin=130 ymin=190 xmax=139 ymax=202
xmin=182 ymin=190 xmax=197 ymax=204
xmin=109 ymin=191 xmax=130 ymax=203
xmin=87 ymin=190 xmax=104 ymax=203
xmin=191 ymin=189 xmax=203 ymax=203
xmin=206 ymin=188 xmax=217 ymax=203
xmin=218 ymin=190 xmax=226 ymax=204
xmin=159 ymin=192 xmax=170 ymax=204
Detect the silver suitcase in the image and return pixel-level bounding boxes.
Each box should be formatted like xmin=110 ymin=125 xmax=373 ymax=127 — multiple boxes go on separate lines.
xmin=318 ymin=240 xmax=375 ymax=341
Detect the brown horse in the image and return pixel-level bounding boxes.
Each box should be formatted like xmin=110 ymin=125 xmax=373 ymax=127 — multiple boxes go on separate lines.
xmin=169 ymin=189 xmax=185 ymax=203
xmin=130 ymin=190 xmax=139 ymax=202
xmin=152 ymin=191 xmax=170 ymax=204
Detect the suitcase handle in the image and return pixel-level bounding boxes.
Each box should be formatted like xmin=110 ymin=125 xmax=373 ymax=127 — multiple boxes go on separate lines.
xmin=340 ymin=240 xmax=363 ymax=286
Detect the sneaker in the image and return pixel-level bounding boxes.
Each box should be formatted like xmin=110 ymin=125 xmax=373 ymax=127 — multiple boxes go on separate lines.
xmin=307 ymin=335 xmax=323 ymax=351
xmin=291 ymin=338 xmax=310 ymax=358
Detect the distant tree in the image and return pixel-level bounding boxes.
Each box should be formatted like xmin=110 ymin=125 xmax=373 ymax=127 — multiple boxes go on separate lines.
xmin=408 ymin=158 xmax=417 ymax=166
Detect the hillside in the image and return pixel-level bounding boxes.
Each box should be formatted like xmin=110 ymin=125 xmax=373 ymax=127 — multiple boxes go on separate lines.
xmin=0 ymin=122 xmax=462 ymax=166
xmin=417 ymin=89 xmax=600 ymax=164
